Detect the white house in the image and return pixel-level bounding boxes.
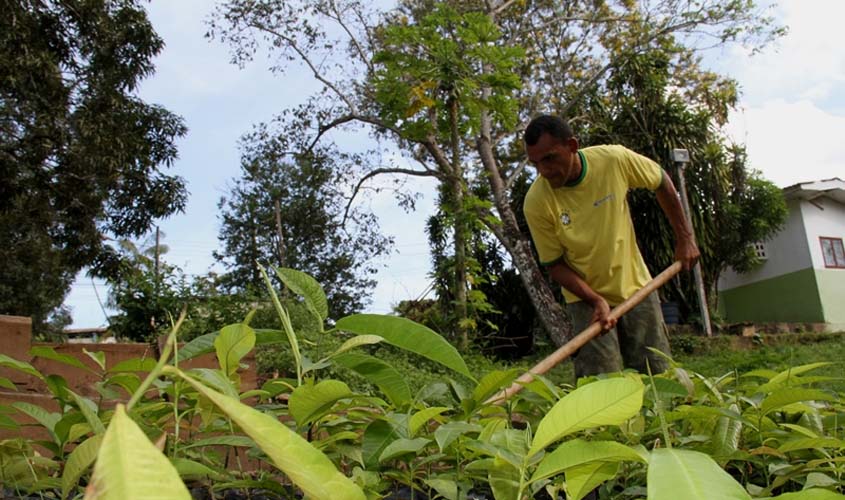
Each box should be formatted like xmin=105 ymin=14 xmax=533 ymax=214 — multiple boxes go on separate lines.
xmin=718 ymin=178 xmax=845 ymax=331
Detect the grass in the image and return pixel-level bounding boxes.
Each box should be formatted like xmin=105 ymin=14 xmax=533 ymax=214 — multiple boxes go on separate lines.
xmin=672 ymin=332 xmax=845 ymax=392
xmin=257 ymin=329 xmax=844 ymax=395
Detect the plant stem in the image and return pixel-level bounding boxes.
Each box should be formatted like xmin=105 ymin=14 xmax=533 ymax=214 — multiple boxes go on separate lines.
xmin=127 ymin=308 xmax=186 ymax=412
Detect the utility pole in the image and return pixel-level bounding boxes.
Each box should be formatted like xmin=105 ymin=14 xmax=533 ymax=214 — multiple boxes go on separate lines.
xmin=153 ymin=226 xmax=160 ymax=331
xmin=274 ymin=199 xmax=286 ymax=267
xmin=671 ymin=149 xmax=713 ymax=337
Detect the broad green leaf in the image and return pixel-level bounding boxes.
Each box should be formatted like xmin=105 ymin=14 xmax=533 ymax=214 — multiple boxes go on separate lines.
xmin=529 ymin=375 xmax=644 ymax=455
xmin=471 ymin=368 xmax=521 ymax=403
xmin=12 ymin=402 xmax=60 ymax=440
xmin=176 ymin=332 xmax=217 ymax=362
xmin=85 ymin=404 xmax=190 ymax=500
xmin=289 ymin=379 xmax=353 ymax=427
xmin=170 ymin=458 xmax=226 ymax=480
xmin=488 ymin=454 xmax=521 ymax=500
xmin=711 ymin=403 xmax=743 ymax=459
xmin=45 ymin=374 xmax=70 ymax=401
xmin=764 ymin=489 xmax=845 ymax=499
xmin=336 ymin=314 xmax=473 ymax=380
xmin=260 ymin=265 xmax=303 ymax=383
xmin=531 ymin=440 xmax=648 ymax=483
xmin=425 ymin=478 xmax=467 ymax=500
xmin=778 ymin=437 xmax=845 ymax=453
xmin=759 ymin=363 xmax=833 ymax=392
xmin=68 ymin=390 xmax=106 ymax=435
xmin=105 ymin=373 xmax=142 ymax=397
xmin=107 ymin=358 xmax=157 ymax=373
xmin=55 ymin=412 xmax=86 ymax=444
xmin=781 ymin=422 xmax=820 ymax=438
xmin=0 ymin=354 xmax=44 ymax=380
xmin=166 ymin=367 xmax=365 ymax=500
xmin=434 ymin=421 xmax=482 ymax=452
xmin=409 ymin=406 xmax=451 ymax=437
xmin=0 ymin=413 xmax=19 ymax=430
xmin=30 ymin=346 xmax=90 ymax=371
xmin=62 ymin=434 xmax=103 ymax=498
xmin=647 ymin=448 xmax=750 ymax=500
xmin=566 ymin=461 xmax=619 ymax=500
xmin=0 ymin=376 xmax=15 ymax=390
xmin=214 ymin=323 xmax=256 ymax=377
xmin=273 ymin=267 xmax=329 ymax=323
xmin=362 ymin=419 xmax=398 ymax=469
xmin=333 ymin=352 xmax=411 ymax=408
xmin=379 ymin=437 xmax=431 ymax=462
xmin=187 ymin=368 xmax=239 ymax=398
xmin=181 ymin=435 xmax=255 ymax=449
xmin=327 ymin=335 xmax=384 ymax=360
xmin=177 ymin=329 xmax=287 ymax=362
xmin=82 ymin=349 xmax=106 ymax=371
xmin=761 ymin=388 xmax=836 ymax=416
xmin=649 ymin=377 xmax=690 ymax=399
xmin=803 ymin=473 xmax=839 ymax=490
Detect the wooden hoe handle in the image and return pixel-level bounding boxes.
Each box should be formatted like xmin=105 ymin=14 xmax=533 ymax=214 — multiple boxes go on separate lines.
xmin=486 ymin=261 xmax=683 ymax=405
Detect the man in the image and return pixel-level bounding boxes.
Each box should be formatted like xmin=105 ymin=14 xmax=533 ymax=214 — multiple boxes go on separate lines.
xmin=523 ymin=115 xmax=700 ymax=378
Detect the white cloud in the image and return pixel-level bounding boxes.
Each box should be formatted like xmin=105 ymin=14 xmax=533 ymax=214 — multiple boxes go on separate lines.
xmin=726 ymin=99 xmax=845 ymax=187
xmin=716 ymin=0 xmax=845 ymax=187
xmin=718 ymin=0 xmax=845 ymax=106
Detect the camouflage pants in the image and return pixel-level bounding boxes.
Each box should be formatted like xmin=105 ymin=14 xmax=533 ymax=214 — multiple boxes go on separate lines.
xmin=567 ymin=291 xmax=672 ymax=379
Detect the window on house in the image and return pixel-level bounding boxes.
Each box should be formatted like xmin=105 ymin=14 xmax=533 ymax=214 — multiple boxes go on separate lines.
xmin=753 ymin=242 xmax=768 ymax=260
xmin=820 ymin=237 xmax=845 ymax=268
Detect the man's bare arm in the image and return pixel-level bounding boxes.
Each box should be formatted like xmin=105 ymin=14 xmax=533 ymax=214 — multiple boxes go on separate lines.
xmin=655 ymin=170 xmax=701 ymax=270
xmin=548 ymin=261 xmax=617 ymax=330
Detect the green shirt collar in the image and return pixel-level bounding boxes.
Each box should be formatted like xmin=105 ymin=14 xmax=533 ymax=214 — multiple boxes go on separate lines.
xmin=565 ymin=150 xmax=587 ymax=187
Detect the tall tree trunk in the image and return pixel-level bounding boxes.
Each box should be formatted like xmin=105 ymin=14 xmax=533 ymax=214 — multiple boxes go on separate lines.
xmin=476 ymin=78 xmax=571 ymax=346
xmin=449 ymin=95 xmax=469 ymax=350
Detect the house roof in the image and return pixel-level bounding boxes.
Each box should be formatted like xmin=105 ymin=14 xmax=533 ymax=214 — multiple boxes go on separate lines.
xmin=783 ymin=177 xmax=845 ymax=205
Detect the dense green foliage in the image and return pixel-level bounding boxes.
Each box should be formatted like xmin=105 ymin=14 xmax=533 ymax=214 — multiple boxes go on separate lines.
xmin=208 ymin=0 xmax=786 ymax=344
xmin=0 ymin=1 xmax=188 ymax=329
xmin=2 ymin=269 xmax=843 ymax=499
xmin=575 ymin=46 xmax=788 ymax=318
xmin=216 ymin=136 xmax=391 ymax=319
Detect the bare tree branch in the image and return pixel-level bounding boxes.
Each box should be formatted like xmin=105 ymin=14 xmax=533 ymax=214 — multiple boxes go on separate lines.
xmin=248 ymin=22 xmax=359 ymax=113
xmin=341 ymin=166 xmax=443 ymax=224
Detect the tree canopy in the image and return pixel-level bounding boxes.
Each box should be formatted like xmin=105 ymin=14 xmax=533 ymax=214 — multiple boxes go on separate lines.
xmin=208 ymin=0 xmax=785 ymax=340
xmin=1 ymin=1 xmax=187 ymax=329
xmin=215 ymin=133 xmax=392 ymax=319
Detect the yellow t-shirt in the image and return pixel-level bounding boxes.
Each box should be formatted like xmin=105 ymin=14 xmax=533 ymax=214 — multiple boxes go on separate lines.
xmin=523 ymin=145 xmax=663 ymax=306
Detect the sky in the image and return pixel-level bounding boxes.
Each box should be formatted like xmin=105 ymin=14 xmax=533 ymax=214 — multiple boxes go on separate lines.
xmin=64 ymin=0 xmax=845 ymax=328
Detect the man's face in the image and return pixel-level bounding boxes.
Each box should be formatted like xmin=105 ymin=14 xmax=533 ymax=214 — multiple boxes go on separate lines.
xmin=526 ymin=133 xmax=579 ymax=188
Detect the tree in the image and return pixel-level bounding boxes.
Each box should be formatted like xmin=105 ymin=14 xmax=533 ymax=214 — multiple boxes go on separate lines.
xmin=0 ymin=1 xmax=188 ymax=330
xmin=575 ymin=45 xmax=788 ymax=320
xmin=94 ymin=237 xmax=189 ymax=342
xmin=215 ymin=133 xmax=391 ymax=319
xmin=208 ymin=0 xmax=783 ymax=343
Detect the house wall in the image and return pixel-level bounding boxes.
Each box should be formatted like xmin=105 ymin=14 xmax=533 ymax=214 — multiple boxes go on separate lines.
xmin=803 ymin=197 xmax=845 ymax=327
xmin=718 ymin=268 xmax=824 ymax=323
xmin=719 ymin=198 xmax=814 ymax=290
xmin=800 ymin=196 xmax=845 ymax=269
xmin=718 ymin=195 xmax=845 ymax=327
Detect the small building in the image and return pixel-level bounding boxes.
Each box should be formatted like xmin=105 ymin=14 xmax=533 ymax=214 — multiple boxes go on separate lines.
xmin=62 ymin=327 xmax=109 ymax=343
xmin=718 ymin=178 xmax=845 ymax=331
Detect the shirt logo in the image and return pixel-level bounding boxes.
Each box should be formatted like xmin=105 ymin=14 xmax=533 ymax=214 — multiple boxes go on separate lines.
xmin=560 ymin=212 xmax=571 ymax=225
xmin=593 ymin=193 xmax=615 ymax=207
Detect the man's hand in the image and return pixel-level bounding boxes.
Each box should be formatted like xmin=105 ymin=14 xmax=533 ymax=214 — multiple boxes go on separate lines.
xmin=675 ymin=237 xmax=701 ymax=271
xmin=589 ymin=296 xmax=616 ymax=331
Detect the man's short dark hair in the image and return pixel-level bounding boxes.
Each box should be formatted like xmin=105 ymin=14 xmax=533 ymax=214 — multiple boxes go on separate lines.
xmin=524 ymin=115 xmax=573 ymax=146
